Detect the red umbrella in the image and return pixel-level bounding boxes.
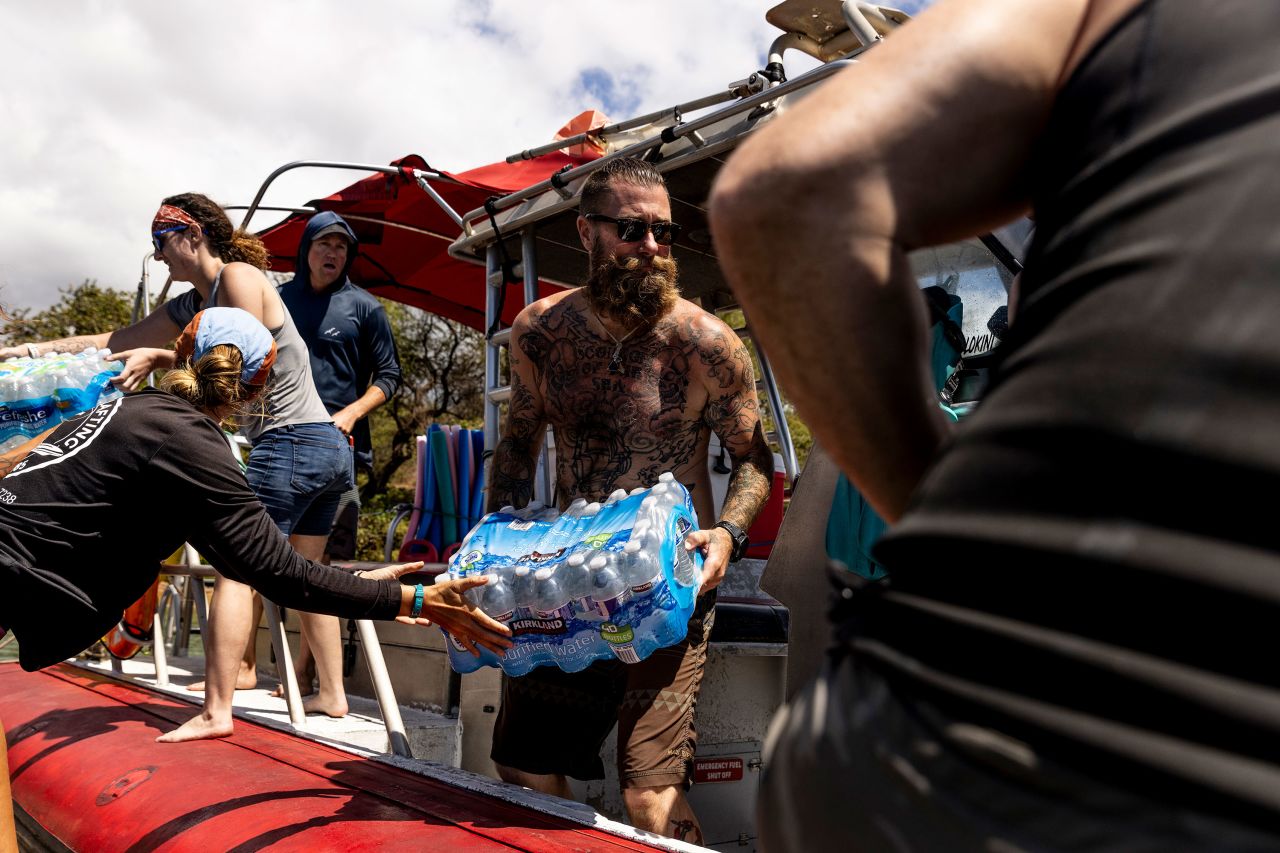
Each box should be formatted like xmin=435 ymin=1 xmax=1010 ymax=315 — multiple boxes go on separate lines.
xmin=257 ymin=152 xmax=594 ymax=331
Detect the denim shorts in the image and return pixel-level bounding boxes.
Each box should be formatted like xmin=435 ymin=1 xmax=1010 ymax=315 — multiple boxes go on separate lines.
xmin=325 ymin=478 xmax=361 ymax=560
xmin=246 ymin=422 xmax=354 ymax=537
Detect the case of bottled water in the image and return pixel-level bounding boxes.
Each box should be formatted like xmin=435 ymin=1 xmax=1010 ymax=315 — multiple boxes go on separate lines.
xmin=0 ymin=351 xmax=124 ymax=451
xmin=443 ymin=476 xmax=703 ymax=676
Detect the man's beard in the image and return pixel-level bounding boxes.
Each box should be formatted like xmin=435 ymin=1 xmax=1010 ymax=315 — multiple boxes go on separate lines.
xmin=585 ymin=242 xmax=680 ymax=326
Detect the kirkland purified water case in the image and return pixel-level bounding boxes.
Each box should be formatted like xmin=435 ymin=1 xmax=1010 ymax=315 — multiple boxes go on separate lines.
xmin=443 ymin=479 xmax=703 ymax=675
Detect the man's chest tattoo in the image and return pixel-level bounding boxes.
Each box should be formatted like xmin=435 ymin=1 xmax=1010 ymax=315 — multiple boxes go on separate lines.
xmin=520 ymin=305 xmax=717 ymax=493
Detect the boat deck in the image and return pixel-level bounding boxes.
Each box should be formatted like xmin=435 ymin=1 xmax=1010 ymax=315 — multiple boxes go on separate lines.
xmin=1 ymin=662 xmax=695 ymax=852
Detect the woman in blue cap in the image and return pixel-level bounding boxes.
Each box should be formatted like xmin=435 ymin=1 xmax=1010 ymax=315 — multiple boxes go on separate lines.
xmin=0 ymin=307 xmax=510 ymax=742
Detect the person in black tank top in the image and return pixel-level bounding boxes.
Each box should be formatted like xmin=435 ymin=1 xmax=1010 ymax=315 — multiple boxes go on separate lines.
xmin=711 ymin=0 xmax=1280 ymax=848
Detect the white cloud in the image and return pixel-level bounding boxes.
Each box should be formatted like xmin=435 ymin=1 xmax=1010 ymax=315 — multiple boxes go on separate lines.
xmin=0 ymin=1 xmax=931 ymax=312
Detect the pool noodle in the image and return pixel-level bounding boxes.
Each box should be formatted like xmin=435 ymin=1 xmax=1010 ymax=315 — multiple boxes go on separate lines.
xmin=431 ymin=428 xmax=457 ymax=546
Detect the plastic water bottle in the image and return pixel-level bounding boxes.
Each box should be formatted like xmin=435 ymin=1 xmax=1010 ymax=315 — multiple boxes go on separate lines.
xmin=560 ymin=552 xmax=594 ymax=614
xmin=589 ymin=553 xmax=630 ymax=618
xmin=637 ymin=496 xmax=665 ymax=542
xmin=479 ymin=575 xmax=517 ymax=624
xmin=463 ymin=570 xmax=491 ymax=608
xmin=620 ymin=540 xmax=663 ymax=597
xmin=672 ymin=534 xmax=698 ymax=587
xmin=606 ymin=489 xmax=628 ymax=505
xmin=533 ymin=504 xmax=561 ymax=522
xmin=0 ymin=375 xmax=24 ymax=451
xmin=630 ymin=518 xmax=652 ymax=543
xmin=511 ymin=566 xmax=537 ymax=616
xmin=577 ymin=501 xmax=603 ymax=538
xmin=51 ymin=369 xmax=88 ymax=420
xmin=94 ymin=354 xmax=125 ymax=403
xmin=563 ymin=497 xmax=588 ymax=519
xmin=652 ymin=481 xmax=681 ymax=513
xmin=14 ymin=370 xmax=58 ymax=438
xmin=532 ymin=567 xmax=572 ymax=620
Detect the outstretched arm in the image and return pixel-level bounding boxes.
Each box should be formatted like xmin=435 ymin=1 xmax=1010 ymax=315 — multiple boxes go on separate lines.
xmin=709 ymin=0 xmax=1089 ymax=521
xmin=487 ymin=309 xmax=549 ymax=511
xmin=0 ymin=305 xmax=182 ymax=385
xmin=0 ymin=428 xmax=54 ymax=478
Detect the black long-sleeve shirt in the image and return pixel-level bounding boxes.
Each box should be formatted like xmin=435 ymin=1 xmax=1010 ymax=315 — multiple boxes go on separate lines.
xmin=0 ymin=389 xmax=401 ymax=671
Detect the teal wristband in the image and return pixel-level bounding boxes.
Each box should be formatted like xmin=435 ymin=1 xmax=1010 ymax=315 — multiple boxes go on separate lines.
xmin=409 ymin=583 xmax=425 ymax=619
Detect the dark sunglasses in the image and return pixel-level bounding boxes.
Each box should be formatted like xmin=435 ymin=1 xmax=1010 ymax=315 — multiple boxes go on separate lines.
xmin=152 ymin=224 xmax=189 ymax=252
xmin=585 ymin=214 xmax=682 ymax=246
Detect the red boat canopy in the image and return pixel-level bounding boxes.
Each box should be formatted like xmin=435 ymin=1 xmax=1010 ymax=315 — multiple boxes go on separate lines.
xmin=257 ymin=152 xmax=595 ymax=332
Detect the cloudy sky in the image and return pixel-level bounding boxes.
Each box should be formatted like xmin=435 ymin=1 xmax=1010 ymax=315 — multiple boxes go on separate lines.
xmin=0 ymin=0 xmax=931 ymax=312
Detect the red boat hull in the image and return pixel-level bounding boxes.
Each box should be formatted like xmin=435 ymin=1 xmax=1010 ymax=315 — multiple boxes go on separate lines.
xmin=1 ymin=663 xmax=661 ymax=852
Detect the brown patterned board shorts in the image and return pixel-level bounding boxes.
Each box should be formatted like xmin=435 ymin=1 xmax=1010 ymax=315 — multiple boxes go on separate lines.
xmin=491 ymin=591 xmax=716 ymax=789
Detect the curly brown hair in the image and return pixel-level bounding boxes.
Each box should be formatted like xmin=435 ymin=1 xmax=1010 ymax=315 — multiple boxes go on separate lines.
xmin=163 ymin=192 xmax=270 ymax=270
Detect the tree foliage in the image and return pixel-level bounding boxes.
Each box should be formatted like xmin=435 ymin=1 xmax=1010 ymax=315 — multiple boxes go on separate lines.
xmin=364 ymin=300 xmax=485 ymax=502
xmin=3 ymin=280 xmax=134 ymax=345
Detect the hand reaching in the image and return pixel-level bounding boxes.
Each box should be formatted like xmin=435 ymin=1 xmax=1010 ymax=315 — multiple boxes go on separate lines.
xmin=106 ymin=347 xmax=176 ymax=391
xmin=355 ymin=564 xmax=513 ymax=657
xmin=419 ymin=575 xmax=514 ymax=657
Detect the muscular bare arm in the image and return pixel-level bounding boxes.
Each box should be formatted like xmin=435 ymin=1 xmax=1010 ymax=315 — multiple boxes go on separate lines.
xmin=487 ymin=310 xmax=549 ymax=511
xmin=700 ymin=317 xmax=773 ymax=530
xmin=684 ymin=315 xmax=774 ymax=589
xmin=709 ymin=0 xmax=1091 ymax=522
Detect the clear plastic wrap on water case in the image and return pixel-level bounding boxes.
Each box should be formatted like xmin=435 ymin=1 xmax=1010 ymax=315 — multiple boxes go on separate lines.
xmin=443 ymin=479 xmax=703 ymax=675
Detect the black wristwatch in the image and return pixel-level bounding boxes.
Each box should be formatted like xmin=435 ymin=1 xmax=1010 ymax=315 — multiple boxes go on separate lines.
xmin=714 ymin=520 xmax=749 ymax=563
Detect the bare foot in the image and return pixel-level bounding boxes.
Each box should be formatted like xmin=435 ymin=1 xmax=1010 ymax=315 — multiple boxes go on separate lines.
xmin=302 ymin=693 xmax=348 ymax=718
xmin=157 ymin=712 xmax=234 ymax=743
xmin=269 ymin=683 xmax=316 ymax=699
xmin=187 ymin=667 xmax=257 ymax=693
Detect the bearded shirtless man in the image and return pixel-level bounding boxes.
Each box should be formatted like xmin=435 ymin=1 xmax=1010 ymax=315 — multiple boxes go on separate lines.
xmin=486 ymin=157 xmax=774 ymax=843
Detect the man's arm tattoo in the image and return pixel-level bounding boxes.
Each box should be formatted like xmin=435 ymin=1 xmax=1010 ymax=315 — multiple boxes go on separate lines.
xmin=30 ymin=337 xmax=101 ymax=357
xmin=720 ymin=421 xmax=775 ymax=529
xmin=702 ymin=332 xmax=774 ymax=529
xmin=487 ymin=376 xmax=545 ymax=511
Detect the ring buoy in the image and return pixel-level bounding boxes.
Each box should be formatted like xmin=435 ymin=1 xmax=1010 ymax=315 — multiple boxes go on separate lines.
xmin=103 ymin=577 xmax=160 ymax=660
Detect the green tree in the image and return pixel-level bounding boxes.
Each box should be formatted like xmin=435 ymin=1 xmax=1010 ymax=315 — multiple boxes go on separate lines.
xmin=3 ymin=280 xmax=134 ymax=344
xmin=364 ymin=300 xmax=485 ymax=502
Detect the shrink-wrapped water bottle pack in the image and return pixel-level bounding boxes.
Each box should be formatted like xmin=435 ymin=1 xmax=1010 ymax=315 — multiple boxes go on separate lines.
xmin=443 ymin=473 xmax=703 ymax=675
xmin=0 ymin=350 xmax=124 ymax=451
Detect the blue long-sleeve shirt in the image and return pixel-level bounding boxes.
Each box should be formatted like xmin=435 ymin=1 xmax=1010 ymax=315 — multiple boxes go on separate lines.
xmin=280 ymin=276 xmax=401 ymax=470
xmin=280 ymin=213 xmax=401 ymax=470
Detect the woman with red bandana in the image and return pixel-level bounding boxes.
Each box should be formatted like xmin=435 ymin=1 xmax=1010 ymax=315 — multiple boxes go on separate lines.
xmin=0 ymin=307 xmax=511 ymax=742
xmin=0 ymin=194 xmax=370 ymax=734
